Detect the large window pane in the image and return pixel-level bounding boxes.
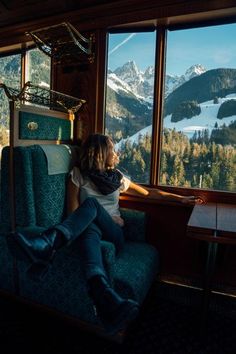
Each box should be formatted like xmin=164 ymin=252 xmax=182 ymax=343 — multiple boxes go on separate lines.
xmin=0 ymin=54 xmax=21 ymax=150
xmin=105 ymin=32 xmax=156 ymax=183
xmin=160 ymin=24 xmax=236 ymax=192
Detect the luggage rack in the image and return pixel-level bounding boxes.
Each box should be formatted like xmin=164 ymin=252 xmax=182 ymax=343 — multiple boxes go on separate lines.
xmin=26 ymin=22 xmax=95 ymax=65
xmin=0 ymin=81 xmax=86 ymax=114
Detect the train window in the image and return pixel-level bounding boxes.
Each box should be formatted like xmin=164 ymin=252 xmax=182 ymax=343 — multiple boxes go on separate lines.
xmin=104 ymin=23 xmax=236 ymax=194
xmin=104 ymin=32 xmax=156 ymax=183
xmin=160 ymin=23 xmax=236 ymax=192
xmin=0 ymin=48 xmax=51 ymax=153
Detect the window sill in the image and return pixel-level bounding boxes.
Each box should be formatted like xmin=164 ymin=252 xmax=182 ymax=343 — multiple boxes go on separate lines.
xmin=119 ymin=193 xmax=193 ymax=208
xmin=120 ymin=185 xmax=236 ymax=206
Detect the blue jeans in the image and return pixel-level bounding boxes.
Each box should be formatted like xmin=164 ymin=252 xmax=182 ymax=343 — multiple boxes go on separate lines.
xmin=55 ymin=197 xmax=124 ymax=280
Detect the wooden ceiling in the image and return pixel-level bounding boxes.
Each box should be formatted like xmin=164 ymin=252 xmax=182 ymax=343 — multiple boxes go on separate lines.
xmin=0 ymin=0 xmax=116 ymax=28
xmin=1 ymin=1 xmax=236 ymax=31
xmin=1 ymin=0 xmax=236 ymax=29
xmin=0 ymin=0 xmax=124 ymax=47
xmin=0 ymin=0 xmax=236 ymax=48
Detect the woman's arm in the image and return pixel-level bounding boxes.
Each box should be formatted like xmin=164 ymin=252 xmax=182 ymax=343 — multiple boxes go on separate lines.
xmin=67 ymin=178 xmax=80 ymax=214
xmin=125 ymin=181 xmax=150 ymax=196
xmin=125 ymin=181 xmax=204 ymax=205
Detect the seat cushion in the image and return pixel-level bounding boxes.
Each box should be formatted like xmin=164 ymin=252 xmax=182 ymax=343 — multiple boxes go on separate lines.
xmin=18 ymin=248 xmax=100 ymax=325
xmin=16 ymin=240 xmax=159 ymax=327
xmin=112 ymin=241 xmax=159 ymax=303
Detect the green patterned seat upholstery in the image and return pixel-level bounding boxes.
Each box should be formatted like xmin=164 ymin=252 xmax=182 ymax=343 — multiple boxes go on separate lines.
xmin=30 ymin=145 xmax=67 ymax=227
xmin=0 ymin=146 xmax=36 ymax=229
xmin=0 ymin=144 xmax=159 ymax=338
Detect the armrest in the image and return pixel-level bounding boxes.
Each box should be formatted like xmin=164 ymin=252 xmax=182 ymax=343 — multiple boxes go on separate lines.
xmin=120 ymin=208 xmax=147 ymax=242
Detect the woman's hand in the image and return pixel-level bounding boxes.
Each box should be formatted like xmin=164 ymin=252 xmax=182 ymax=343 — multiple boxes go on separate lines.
xmin=148 ymin=188 xmax=206 ymax=205
xmin=112 ymin=216 xmax=125 ymax=227
xmin=181 ymin=196 xmax=206 ymax=205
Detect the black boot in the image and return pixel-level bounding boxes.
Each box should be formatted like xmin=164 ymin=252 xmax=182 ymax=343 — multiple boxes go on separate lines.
xmin=7 ymin=229 xmax=64 ymax=269
xmin=88 ymin=275 xmax=140 ymax=335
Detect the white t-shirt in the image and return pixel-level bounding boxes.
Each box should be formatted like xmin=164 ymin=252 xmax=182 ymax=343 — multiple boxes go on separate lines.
xmin=70 ymin=167 xmax=131 ymax=217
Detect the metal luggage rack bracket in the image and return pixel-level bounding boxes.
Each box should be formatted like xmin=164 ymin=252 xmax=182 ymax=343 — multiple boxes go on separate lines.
xmin=26 ymin=22 xmax=95 ymax=65
xmin=0 ymin=81 xmax=86 ymax=114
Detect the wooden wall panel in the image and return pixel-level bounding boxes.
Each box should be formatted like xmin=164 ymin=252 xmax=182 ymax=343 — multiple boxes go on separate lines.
xmin=52 ymin=29 xmax=106 ymax=142
xmin=54 ymin=63 xmax=96 ymax=142
xmin=120 ymin=198 xmax=236 ymax=292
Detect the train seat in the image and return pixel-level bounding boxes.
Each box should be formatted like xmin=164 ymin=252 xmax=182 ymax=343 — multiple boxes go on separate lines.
xmin=0 ymin=144 xmax=159 ymax=341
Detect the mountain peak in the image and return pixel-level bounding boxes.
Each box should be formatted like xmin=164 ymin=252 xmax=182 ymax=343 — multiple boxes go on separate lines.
xmin=114 ymin=60 xmax=140 ymax=78
xmin=144 ymin=66 xmax=154 ymax=79
xmin=109 ymin=61 xmax=208 ymax=101
xmin=184 ymin=64 xmax=206 ymax=80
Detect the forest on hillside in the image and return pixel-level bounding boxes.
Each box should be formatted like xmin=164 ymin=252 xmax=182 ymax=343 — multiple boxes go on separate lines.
xmin=117 ymin=124 xmax=236 ymax=191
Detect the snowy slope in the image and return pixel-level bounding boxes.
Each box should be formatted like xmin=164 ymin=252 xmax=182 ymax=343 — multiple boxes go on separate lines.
xmin=164 ymin=95 xmax=236 ymax=138
xmin=115 ymin=94 xmax=236 ymax=149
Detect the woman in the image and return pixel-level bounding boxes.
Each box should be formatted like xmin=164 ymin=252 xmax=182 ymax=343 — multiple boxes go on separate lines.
xmin=8 ymin=134 xmax=203 ymax=335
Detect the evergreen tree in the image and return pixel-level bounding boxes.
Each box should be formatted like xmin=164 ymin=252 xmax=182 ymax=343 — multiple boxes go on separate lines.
xmin=174 ymin=155 xmax=185 ymax=185
xmin=211 ymin=162 xmax=220 ymax=189
xmin=202 ymin=173 xmax=213 ymax=189
xmin=118 ymin=125 xmax=236 ymax=192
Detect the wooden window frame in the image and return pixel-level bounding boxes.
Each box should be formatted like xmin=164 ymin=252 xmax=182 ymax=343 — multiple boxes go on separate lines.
xmin=99 ymin=17 xmax=236 ymax=205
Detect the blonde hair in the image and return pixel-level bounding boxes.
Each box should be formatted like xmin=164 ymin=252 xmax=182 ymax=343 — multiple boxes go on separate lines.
xmin=79 ymin=134 xmax=113 ymax=172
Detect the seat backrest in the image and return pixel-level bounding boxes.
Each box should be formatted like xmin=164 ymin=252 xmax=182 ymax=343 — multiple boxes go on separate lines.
xmin=29 ymin=145 xmax=69 ymax=228
xmin=0 ymin=144 xmax=74 ymax=230
xmin=1 ymin=146 xmax=36 ymax=228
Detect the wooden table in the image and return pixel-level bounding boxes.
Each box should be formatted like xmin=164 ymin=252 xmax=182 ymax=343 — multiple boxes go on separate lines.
xmin=187 ymin=203 xmax=236 ymax=328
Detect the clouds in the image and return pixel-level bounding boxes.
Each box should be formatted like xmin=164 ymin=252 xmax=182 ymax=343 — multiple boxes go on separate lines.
xmin=212 ymin=48 xmax=236 ymax=66
xmin=108 ymin=32 xmax=156 ymax=71
xmin=108 ymin=33 xmax=136 ymax=55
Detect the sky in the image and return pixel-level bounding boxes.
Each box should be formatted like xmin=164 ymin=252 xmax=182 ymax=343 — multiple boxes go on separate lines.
xmin=108 ymin=22 xmax=236 ymax=75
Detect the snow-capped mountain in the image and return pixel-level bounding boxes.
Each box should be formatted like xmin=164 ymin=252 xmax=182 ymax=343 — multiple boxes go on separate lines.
xmin=107 ymin=72 xmax=135 ymax=97
xmin=112 ymin=60 xmax=154 ymax=100
xmin=165 ymin=64 xmax=206 ymax=97
xmin=114 ymin=61 xmax=141 ymax=84
xmin=108 ymin=61 xmax=206 ymax=102
xmin=185 ymin=64 xmax=206 ymax=80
